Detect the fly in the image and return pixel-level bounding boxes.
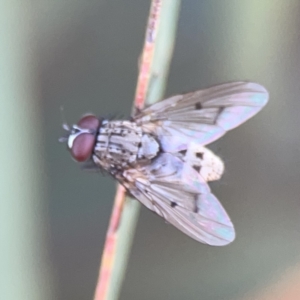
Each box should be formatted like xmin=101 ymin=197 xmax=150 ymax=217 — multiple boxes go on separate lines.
xmin=60 ymin=81 xmax=268 ymax=246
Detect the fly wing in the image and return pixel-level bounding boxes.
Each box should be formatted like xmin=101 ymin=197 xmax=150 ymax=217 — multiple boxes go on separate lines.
xmin=134 ymin=82 xmax=268 ymax=151
xmin=123 ymin=153 xmax=235 ymax=246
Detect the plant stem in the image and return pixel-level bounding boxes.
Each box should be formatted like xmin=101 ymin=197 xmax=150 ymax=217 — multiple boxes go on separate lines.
xmin=0 ymin=1 xmax=53 ymax=299
xmin=94 ymin=1 xmax=181 ymax=299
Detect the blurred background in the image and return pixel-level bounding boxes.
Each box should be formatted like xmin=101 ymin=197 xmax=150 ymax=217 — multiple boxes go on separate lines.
xmin=2 ymin=1 xmax=300 ymax=299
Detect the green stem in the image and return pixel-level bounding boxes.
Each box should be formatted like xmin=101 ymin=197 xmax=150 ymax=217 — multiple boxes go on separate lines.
xmin=106 ymin=1 xmax=181 ymax=299
xmin=0 ymin=1 xmax=53 ymax=299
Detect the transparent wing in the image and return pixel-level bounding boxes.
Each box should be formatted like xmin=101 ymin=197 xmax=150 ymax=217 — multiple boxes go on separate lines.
xmin=134 ymin=81 xmax=268 ymax=151
xmin=123 ymin=153 xmax=235 ymax=246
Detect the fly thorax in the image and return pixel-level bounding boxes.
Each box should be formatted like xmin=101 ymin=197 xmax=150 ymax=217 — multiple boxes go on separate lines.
xmin=93 ymin=120 xmax=159 ymax=170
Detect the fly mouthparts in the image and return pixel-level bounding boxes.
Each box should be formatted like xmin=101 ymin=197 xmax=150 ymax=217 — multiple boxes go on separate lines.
xmin=58 ymin=135 xmax=69 ymax=143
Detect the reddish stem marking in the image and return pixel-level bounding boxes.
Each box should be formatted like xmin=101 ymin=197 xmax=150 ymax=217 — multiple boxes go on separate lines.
xmin=94 ymin=1 xmax=162 ymax=299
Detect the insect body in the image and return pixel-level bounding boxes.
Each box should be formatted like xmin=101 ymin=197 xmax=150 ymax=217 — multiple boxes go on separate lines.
xmin=62 ymin=82 xmax=269 ymax=246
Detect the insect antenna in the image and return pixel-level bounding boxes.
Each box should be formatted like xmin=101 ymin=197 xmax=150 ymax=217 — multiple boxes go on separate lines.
xmin=59 ymin=106 xmax=72 ymax=143
xmin=60 ymin=105 xmax=71 ymax=130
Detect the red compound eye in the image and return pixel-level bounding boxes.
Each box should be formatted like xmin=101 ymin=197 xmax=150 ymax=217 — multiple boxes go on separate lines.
xmin=71 ymin=133 xmax=95 ymax=162
xmin=70 ymin=115 xmax=100 ymax=162
xmin=77 ymin=115 xmax=100 ymax=130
